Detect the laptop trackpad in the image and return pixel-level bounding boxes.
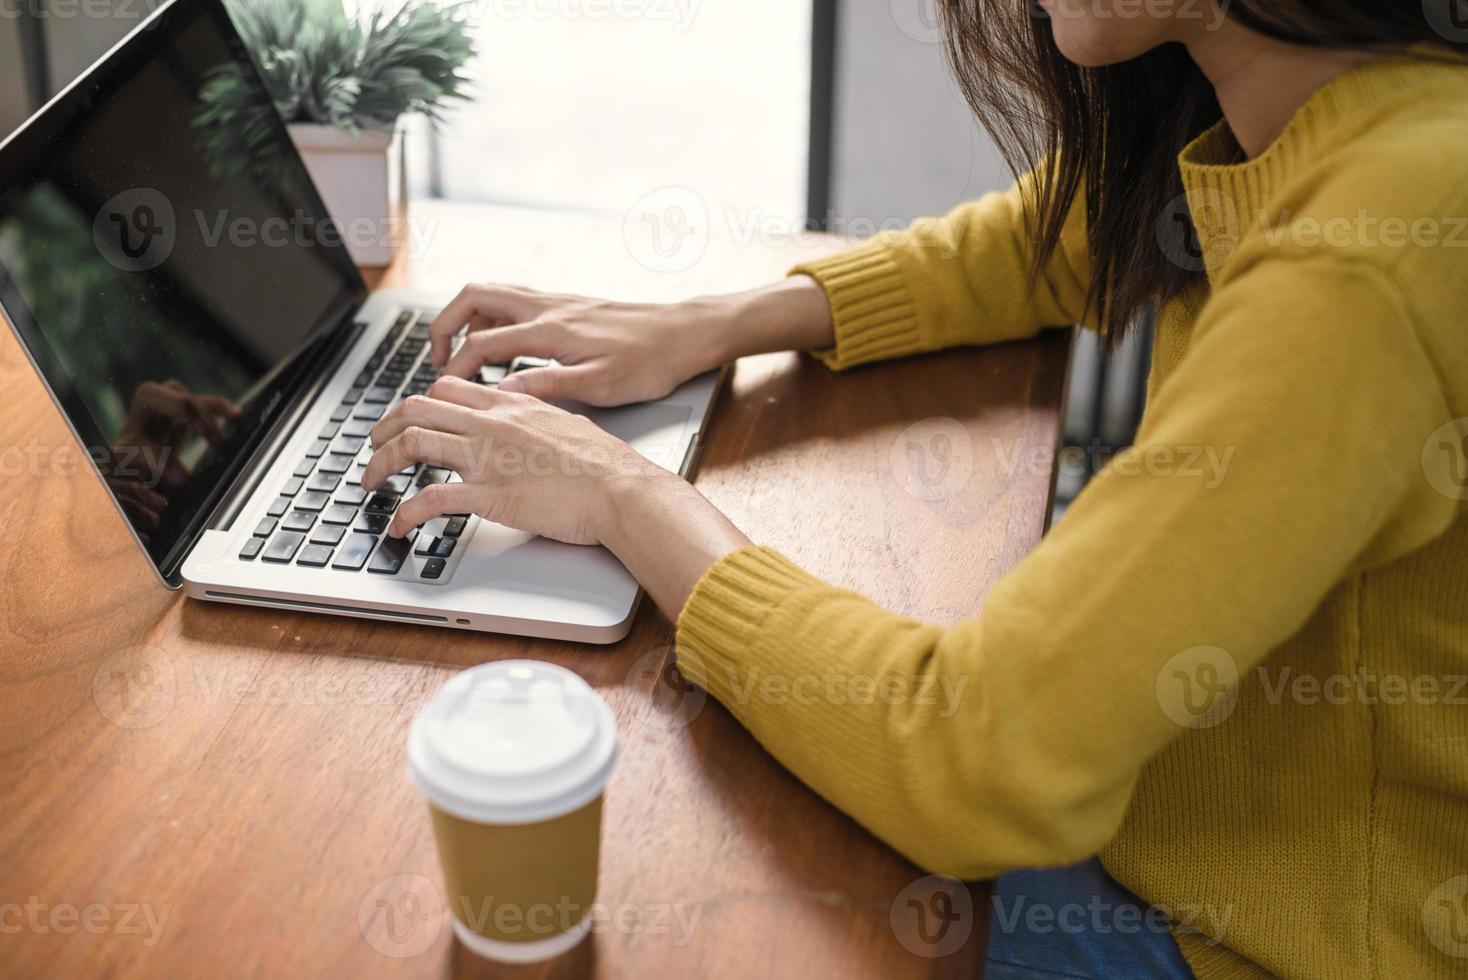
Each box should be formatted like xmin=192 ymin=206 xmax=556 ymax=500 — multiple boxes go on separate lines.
xmin=558 ymin=400 xmax=692 ymax=471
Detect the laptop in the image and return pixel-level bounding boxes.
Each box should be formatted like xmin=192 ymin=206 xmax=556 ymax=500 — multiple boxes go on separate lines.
xmin=0 ymin=0 xmax=721 ymax=643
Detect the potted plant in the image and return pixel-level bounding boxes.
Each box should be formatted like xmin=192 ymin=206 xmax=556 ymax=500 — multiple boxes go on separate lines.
xmin=198 ymin=0 xmax=475 ymax=266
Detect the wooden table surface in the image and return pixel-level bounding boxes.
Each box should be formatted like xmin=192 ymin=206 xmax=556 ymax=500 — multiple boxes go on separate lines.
xmin=0 ymin=200 xmax=1070 ymax=978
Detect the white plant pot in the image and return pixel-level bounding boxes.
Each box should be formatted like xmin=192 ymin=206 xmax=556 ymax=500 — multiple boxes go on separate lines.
xmin=288 ymin=123 xmax=406 ymax=267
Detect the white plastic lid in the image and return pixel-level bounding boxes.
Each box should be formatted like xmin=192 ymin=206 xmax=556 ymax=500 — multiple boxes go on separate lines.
xmin=406 ymin=661 xmax=618 ymax=825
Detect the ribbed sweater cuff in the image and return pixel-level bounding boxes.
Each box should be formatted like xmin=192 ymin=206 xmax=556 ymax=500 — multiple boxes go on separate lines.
xmin=789 ymin=239 xmax=924 ymax=371
xmin=674 ymin=546 xmax=822 ymax=695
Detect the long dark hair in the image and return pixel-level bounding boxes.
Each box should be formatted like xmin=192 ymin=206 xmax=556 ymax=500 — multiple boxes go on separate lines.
xmin=938 ymin=0 xmax=1466 ymax=340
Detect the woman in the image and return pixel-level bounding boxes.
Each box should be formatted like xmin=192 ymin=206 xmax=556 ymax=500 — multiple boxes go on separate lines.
xmin=363 ymin=1 xmax=1468 ymax=976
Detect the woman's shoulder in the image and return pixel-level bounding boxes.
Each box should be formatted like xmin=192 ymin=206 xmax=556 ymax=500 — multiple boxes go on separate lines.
xmin=1225 ymin=59 xmax=1468 ymax=321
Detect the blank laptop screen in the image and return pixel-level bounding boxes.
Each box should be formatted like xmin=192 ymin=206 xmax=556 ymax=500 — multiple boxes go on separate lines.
xmin=0 ymin=0 xmax=365 ymax=579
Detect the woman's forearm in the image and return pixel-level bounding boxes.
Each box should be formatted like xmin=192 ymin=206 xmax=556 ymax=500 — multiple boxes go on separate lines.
xmin=699 ymin=275 xmax=835 ymax=366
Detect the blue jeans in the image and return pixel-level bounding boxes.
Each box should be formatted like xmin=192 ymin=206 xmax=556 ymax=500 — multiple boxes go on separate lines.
xmin=985 ymin=859 xmax=1196 ymax=979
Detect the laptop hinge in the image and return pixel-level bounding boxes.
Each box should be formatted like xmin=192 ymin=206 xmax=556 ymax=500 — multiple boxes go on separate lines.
xmin=200 ymin=312 xmax=370 ymax=538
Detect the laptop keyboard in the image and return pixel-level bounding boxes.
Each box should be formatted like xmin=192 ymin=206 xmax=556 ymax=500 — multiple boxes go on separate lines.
xmin=235 ymin=309 xmax=500 ymax=585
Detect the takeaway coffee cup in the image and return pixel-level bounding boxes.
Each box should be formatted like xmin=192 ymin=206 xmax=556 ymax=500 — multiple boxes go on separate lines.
xmin=407 ymin=660 xmax=618 ymax=963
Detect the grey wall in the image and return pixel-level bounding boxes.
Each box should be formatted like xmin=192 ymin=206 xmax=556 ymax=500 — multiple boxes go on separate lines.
xmin=828 ymin=0 xmax=1011 ymax=229
xmin=0 ymin=20 xmax=30 ymax=137
xmin=41 ymin=2 xmax=144 ymax=95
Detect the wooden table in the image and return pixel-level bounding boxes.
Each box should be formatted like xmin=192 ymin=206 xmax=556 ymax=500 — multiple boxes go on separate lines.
xmin=0 ymin=200 xmax=1070 ymax=978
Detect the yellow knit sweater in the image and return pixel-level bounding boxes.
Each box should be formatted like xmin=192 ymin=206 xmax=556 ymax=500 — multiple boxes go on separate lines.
xmin=675 ymin=56 xmax=1468 ymax=979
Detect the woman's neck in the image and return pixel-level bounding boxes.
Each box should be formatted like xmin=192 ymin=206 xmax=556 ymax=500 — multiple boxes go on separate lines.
xmin=1184 ymin=27 xmax=1381 ymax=158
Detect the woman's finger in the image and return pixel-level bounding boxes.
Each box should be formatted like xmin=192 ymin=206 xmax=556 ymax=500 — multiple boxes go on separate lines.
xmin=424 ymin=375 xmax=509 ymax=411
xmin=370 ymin=394 xmax=484 ymax=449
xmin=388 ymin=481 xmax=482 ymax=538
xmin=440 ymin=322 xmax=559 ymax=380
xmin=497 ymin=363 xmax=599 ymax=403
xmin=428 ymin=285 xmax=547 ymax=366
xmin=363 ymin=427 xmax=474 ymax=491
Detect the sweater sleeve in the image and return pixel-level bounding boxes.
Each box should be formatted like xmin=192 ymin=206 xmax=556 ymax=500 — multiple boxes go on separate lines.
xmin=674 ymin=256 xmax=1457 ymax=878
xmin=791 ymin=169 xmax=1094 ymax=371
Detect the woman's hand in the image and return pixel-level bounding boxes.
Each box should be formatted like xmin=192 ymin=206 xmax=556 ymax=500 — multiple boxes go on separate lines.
xmin=427 ymin=286 xmax=731 ymax=407
xmin=363 ymin=375 xmax=752 ymax=618
xmin=426 ymin=277 xmax=838 ymax=408
xmin=364 ymin=376 xmax=660 ymax=544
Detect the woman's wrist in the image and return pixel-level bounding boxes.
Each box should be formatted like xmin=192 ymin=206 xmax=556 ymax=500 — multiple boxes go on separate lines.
xmin=597 ymin=466 xmax=751 ymax=621
xmin=693 ymin=276 xmax=836 ymax=367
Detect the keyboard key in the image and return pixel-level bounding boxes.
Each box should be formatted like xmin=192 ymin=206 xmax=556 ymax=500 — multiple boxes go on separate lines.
xmin=417 ymin=467 xmax=451 ymax=487
xmin=335 ymin=485 xmax=368 ymax=506
xmin=310 ymin=524 xmax=347 ymax=546
xmin=341 ymin=387 xmax=365 ymax=405
xmin=354 ymin=370 xmax=374 ymax=388
xmin=364 ymin=492 xmax=399 ymax=514
xmin=307 ymin=472 xmax=341 ymax=493
xmin=303 ymin=438 xmax=331 ymax=459
xmin=403 ymin=383 xmax=430 ymax=397
xmin=382 ymin=474 xmax=412 ymax=495
xmin=478 ymin=364 xmax=509 ymax=384
xmin=332 ymin=533 xmax=377 ymax=571
xmin=443 ymin=516 xmax=467 ymax=537
xmin=317 ymin=453 xmax=355 ymax=474
xmin=346 ymin=464 xmax=367 ymax=486
xmin=253 ymin=517 xmax=277 ymax=537
xmin=431 ymin=536 xmax=457 ymax=559
xmin=261 ymin=531 xmax=305 ymax=563
xmin=511 ymin=356 xmax=552 ymax=374
xmin=420 ymin=557 xmax=447 ymax=580
xmin=330 ymin=404 xmax=351 ymax=423
xmin=292 ymin=459 xmax=315 ymax=478
xmin=342 ymin=418 xmax=374 ymax=438
xmin=321 ymin=504 xmax=358 ymax=525
xmin=364 ymin=386 xmax=397 ymax=404
xmin=367 ymin=533 xmax=415 ymax=574
xmin=414 ymin=535 xmax=439 ymax=557
xmin=353 ymin=402 xmax=388 ymax=421
xmin=266 ymin=496 xmax=292 ymax=518
xmin=318 ymin=422 xmax=340 ymax=440
xmin=408 ymin=323 xmax=430 ymax=341
xmin=280 ymin=477 xmax=303 ymax=497
xmin=282 ymin=510 xmax=317 ymax=532
xmin=355 ymin=512 xmax=389 ymax=534
xmin=334 ymin=436 xmax=365 ymax=455
xmin=239 ymin=537 xmax=265 ymax=560
xmin=296 ymin=544 xmax=334 ymax=568
xmin=295 ymin=491 xmax=330 ymax=511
